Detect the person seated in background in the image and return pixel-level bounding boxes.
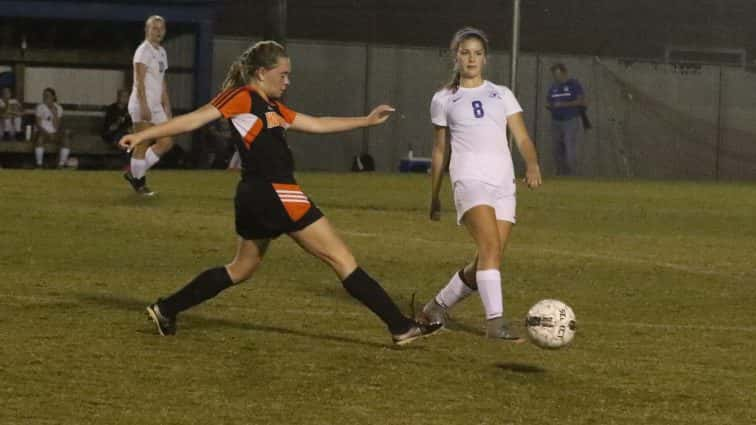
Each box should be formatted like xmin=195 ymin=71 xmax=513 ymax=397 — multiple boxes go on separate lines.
xmin=195 ymin=118 xmax=234 ymax=169
xmin=102 ymin=88 xmax=132 ymax=146
xmin=0 ymin=87 xmax=24 ymax=141
xmin=33 ymin=87 xmax=71 ymax=168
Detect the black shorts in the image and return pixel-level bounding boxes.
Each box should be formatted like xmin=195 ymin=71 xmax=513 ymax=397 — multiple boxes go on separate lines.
xmin=234 ymin=178 xmax=324 ymax=240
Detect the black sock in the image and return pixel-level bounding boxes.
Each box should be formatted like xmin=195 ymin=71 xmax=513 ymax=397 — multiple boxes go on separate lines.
xmin=159 ymin=267 xmax=234 ymax=317
xmin=341 ymin=267 xmax=413 ymax=334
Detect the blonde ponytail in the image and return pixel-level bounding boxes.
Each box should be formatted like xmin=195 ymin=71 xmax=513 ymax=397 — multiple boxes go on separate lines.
xmin=221 ymin=40 xmax=288 ymax=90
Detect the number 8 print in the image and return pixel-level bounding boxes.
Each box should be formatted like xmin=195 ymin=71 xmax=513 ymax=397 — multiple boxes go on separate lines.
xmin=472 ymin=101 xmax=485 ymax=118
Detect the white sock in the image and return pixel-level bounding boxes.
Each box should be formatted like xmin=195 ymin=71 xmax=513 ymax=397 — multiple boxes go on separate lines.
xmin=476 ymin=269 xmax=503 ymax=320
xmin=435 ymin=271 xmax=473 ymax=309
xmin=59 ymin=147 xmax=71 ymax=166
xmin=35 ymin=147 xmax=44 ymax=165
xmin=144 ymin=147 xmax=160 ymax=170
xmin=14 ymin=117 xmax=22 ymax=132
xmin=131 ymin=158 xmax=147 ymax=179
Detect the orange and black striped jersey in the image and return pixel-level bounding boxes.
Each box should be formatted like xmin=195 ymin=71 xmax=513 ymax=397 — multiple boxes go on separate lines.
xmin=211 ymin=86 xmax=298 ymax=183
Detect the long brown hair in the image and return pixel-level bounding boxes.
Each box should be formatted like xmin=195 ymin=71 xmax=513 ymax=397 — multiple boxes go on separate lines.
xmin=222 ymin=40 xmax=288 ymax=90
xmin=445 ymin=27 xmax=489 ymax=92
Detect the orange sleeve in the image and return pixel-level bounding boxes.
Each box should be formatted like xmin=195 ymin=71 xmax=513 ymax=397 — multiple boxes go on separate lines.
xmin=275 ymin=101 xmax=297 ymax=124
xmin=210 ymin=87 xmax=251 ymax=118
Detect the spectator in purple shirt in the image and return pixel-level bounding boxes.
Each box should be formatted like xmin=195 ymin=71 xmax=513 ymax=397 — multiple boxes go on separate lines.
xmin=547 ymin=64 xmax=586 ymax=175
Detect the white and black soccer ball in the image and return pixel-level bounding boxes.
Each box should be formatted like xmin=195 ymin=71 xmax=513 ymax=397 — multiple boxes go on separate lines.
xmin=525 ymin=299 xmax=577 ymax=349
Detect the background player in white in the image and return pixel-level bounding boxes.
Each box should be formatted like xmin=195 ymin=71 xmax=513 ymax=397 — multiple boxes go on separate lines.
xmin=33 ymin=88 xmax=71 ymax=168
xmin=125 ymin=15 xmax=173 ymax=195
xmin=421 ymin=27 xmax=542 ymax=340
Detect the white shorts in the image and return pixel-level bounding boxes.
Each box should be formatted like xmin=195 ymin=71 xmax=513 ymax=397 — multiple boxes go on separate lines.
xmin=453 ymin=180 xmax=516 ymax=225
xmin=128 ymin=104 xmax=168 ymax=125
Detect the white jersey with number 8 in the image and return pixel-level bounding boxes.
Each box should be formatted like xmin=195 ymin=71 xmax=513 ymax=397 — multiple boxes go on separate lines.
xmin=128 ymin=40 xmax=168 ymax=124
xmin=430 ymin=80 xmax=522 ymax=194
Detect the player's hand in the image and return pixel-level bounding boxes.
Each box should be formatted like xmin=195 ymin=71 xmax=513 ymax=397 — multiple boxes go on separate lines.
xmin=118 ymin=134 xmax=143 ymax=152
xmin=523 ymin=165 xmax=542 ymax=189
xmin=366 ymin=105 xmax=396 ymax=126
xmin=430 ymin=197 xmax=441 ymax=221
xmin=142 ymin=108 xmax=152 ymax=122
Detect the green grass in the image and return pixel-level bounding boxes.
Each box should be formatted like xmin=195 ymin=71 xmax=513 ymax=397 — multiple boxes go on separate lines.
xmin=1 ymin=170 xmax=754 ymax=425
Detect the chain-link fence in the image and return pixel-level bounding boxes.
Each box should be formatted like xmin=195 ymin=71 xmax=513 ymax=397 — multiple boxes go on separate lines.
xmin=212 ymin=37 xmax=756 ymax=180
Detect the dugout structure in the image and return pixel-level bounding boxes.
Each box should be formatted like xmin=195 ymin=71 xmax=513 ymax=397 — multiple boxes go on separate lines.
xmin=0 ymin=0 xmax=219 ymax=167
xmin=0 ymin=0 xmax=217 ymax=108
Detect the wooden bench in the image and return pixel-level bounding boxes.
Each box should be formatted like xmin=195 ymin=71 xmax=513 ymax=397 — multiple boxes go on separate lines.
xmin=0 ymin=137 xmax=121 ymax=155
xmin=0 ymin=110 xmax=125 ymax=168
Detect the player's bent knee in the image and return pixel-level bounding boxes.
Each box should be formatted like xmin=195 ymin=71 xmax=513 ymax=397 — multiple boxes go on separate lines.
xmin=228 ymin=268 xmax=254 ymax=284
xmin=226 ymin=258 xmax=261 ymax=284
xmin=315 ymin=248 xmax=356 ymax=276
xmin=315 ymin=249 xmax=340 ymax=269
xmin=477 ymin=241 xmax=501 ymax=258
xmin=334 ymin=252 xmax=357 ymax=276
xmin=477 ymin=243 xmax=501 ymax=267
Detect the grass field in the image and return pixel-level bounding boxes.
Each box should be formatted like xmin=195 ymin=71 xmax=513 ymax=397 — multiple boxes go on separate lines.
xmin=1 ymin=170 xmax=755 ymax=425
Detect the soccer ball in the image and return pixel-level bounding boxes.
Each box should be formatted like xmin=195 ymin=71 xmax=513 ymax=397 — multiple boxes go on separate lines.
xmin=525 ymin=299 xmax=576 ymax=349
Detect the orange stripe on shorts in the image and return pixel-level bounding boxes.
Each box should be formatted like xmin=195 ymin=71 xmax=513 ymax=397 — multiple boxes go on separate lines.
xmin=272 ymin=183 xmax=311 ymax=222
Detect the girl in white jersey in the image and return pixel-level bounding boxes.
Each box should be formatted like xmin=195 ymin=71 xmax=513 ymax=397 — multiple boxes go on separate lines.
xmin=33 ymin=88 xmax=71 ymax=169
xmin=124 ymin=15 xmax=173 ymax=196
xmin=421 ymin=27 xmax=542 ymax=340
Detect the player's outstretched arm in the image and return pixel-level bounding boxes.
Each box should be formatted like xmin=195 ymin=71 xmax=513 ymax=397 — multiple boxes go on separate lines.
xmin=119 ymin=104 xmax=221 ymax=151
xmin=429 ymin=125 xmax=449 ymax=221
xmin=289 ymin=104 xmax=395 ymax=134
xmin=507 ymin=112 xmax=542 ymax=189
